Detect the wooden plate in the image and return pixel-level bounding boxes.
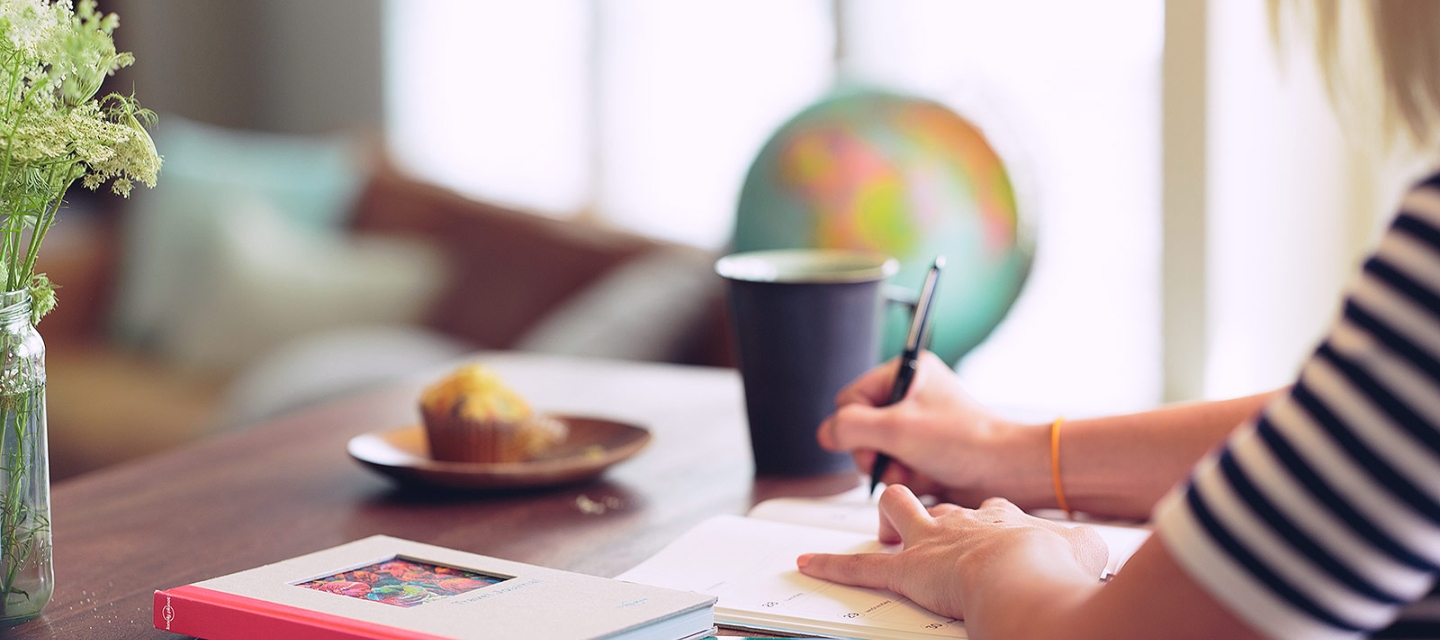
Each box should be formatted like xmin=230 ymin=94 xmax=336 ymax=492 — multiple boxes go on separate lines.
xmin=347 ymin=416 xmax=651 ymax=490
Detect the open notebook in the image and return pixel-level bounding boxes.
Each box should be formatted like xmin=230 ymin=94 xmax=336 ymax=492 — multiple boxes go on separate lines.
xmin=618 ymin=486 xmax=1151 ymax=640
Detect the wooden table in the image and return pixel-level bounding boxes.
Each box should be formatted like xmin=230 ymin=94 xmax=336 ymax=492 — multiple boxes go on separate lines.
xmin=6 ymin=352 xmax=861 ymax=639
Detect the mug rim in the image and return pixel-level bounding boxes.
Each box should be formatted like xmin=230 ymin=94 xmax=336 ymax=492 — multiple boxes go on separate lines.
xmin=715 ymin=249 xmax=900 ymax=284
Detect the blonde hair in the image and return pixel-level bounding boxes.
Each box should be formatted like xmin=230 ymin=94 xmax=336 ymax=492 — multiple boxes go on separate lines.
xmin=1272 ymin=0 xmax=1440 ymax=148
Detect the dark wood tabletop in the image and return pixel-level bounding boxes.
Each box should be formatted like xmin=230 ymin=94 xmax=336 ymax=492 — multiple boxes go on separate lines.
xmin=4 ymin=352 xmax=861 ymax=639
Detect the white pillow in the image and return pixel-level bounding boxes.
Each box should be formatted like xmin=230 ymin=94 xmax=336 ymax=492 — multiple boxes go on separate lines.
xmin=160 ymin=195 xmax=447 ymax=372
xmin=515 ymin=246 xmax=719 ymax=362
xmin=219 ymin=324 xmax=472 ymax=429
xmin=112 ymin=117 xmax=366 ymax=350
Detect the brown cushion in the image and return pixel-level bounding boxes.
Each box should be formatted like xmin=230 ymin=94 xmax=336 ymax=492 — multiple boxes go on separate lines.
xmin=350 ymin=166 xmax=655 ymax=349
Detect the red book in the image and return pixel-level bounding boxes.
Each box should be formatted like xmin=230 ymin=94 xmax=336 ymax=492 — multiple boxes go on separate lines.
xmin=152 ymin=536 xmax=715 ymax=640
xmin=155 ymin=585 xmax=452 ymax=639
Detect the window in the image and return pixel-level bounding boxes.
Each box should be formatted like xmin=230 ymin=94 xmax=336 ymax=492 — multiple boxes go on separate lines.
xmin=386 ymin=0 xmax=1165 ymax=415
xmin=838 ymin=1 xmax=1164 ymax=415
xmin=386 ymin=0 xmax=832 ymax=247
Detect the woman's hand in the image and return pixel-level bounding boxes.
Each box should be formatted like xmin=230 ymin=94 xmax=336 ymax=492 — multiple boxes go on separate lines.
xmin=797 ymin=485 xmax=1107 ymax=622
xmin=817 ymin=352 xmax=1051 ymax=507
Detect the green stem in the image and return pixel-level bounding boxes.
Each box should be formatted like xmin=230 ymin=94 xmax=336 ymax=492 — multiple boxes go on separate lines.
xmin=4 ymin=212 xmax=21 ymax=291
xmin=0 ymin=55 xmax=22 ymax=122
xmin=1 ymin=394 xmax=25 ymax=600
xmin=0 ymin=70 xmax=52 ymax=291
xmin=0 ymin=57 xmax=26 ymax=288
xmin=20 ymin=166 xmax=65 ymax=285
xmin=0 ymin=377 xmax=44 ymax=616
xmin=1 ymin=387 xmax=28 ymax=611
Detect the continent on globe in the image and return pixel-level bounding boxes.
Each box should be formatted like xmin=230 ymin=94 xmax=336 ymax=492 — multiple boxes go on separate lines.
xmin=734 ymin=88 xmax=1033 ymax=365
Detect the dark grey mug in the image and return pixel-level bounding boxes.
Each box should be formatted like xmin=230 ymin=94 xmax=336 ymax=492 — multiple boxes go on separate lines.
xmin=716 ymin=249 xmax=902 ymax=476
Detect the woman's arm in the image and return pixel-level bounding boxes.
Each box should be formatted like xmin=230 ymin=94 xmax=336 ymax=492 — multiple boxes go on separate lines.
xmin=798 ymin=486 xmax=1265 ymax=640
xmin=819 ymin=352 xmax=1282 ymax=519
xmin=1042 ymin=389 xmax=1282 ymax=519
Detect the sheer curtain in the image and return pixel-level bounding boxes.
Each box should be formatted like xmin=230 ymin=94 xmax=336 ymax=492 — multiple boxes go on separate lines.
xmin=385 ymin=0 xmax=831 ymax=247
xmin=385 ymin=0 xmax=1168 ymax=416
xmin=1203 ymin=0 xmax=1414 ymax=400
xmin=835 ymin=1 xmax=1163 ymax=416
xmin=385 ymin=2 xmax=593 ymax=215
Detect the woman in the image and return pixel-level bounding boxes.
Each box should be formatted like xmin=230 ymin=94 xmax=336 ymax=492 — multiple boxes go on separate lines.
xmin=797 ymin=3 xmax=1440 ymax=638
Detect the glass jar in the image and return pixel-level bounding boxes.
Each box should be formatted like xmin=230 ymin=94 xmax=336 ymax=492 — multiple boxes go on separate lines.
xmin=0 ymin=290 xmax=50 ymax=622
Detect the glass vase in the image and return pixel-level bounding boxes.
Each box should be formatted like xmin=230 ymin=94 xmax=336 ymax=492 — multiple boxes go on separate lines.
xmin=0 ymin=290 xmax=50 ymax=623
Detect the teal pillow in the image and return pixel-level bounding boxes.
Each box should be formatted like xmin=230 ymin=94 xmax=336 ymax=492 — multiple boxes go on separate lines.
xmin=142 ymin=116 xmax=362 ymax=229
xmin=111 ymin=117 xmax=366 ymax=350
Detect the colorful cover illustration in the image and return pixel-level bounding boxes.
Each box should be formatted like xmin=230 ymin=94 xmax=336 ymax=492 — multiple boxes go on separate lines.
xmin=297 ymin=557 xmax=508 ymax=608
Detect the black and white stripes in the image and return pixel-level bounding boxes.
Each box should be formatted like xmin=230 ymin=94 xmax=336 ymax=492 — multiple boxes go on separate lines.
xmin=1154 ymin=176 xmax=1440 ymax=639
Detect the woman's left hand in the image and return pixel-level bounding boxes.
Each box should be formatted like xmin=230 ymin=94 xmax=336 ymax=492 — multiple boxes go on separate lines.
xmin=797 ymin=485 xmax=1108 ymax=621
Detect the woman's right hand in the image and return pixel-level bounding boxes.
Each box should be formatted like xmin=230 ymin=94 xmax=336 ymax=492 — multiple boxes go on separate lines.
xmin=816 ymin=352 xmax=1052 ymax=508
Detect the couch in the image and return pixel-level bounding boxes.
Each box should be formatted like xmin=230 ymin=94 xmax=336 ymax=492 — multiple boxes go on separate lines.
xmin=39 ymin=154 xmax=731 ymax=481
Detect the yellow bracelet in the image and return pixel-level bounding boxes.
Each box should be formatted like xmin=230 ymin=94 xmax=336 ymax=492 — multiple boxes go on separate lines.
xmin=1050 ymin=417 xmax=1074 ymax=519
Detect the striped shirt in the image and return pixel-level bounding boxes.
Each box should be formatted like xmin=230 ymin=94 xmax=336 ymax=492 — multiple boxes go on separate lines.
xmin=1153 ymin=173 xmax=1440 ymax=639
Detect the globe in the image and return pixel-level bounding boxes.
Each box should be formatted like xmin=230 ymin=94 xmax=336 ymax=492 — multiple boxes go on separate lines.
xmin=733 ymin=88 xmax=1034 ymax=366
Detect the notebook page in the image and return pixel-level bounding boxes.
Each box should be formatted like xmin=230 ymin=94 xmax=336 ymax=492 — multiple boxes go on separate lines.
xmin=745 ymin=485 xmax=879 ymax=533
xmin=617 ymin=515 xmax=965 ymax=639
xmin=746 ymin=486 xmax=1153 ymax=576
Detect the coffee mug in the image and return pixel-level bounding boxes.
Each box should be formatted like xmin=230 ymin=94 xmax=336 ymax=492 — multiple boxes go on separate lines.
xmin=716 ymin=249 xmax=902 ymax=476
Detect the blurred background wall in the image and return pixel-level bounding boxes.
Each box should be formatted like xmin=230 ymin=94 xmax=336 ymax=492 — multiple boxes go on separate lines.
xmin=110 ymin=0 xmax=384 ymax=135
xmin=41 ymin=0 xmax=1432 ymax=479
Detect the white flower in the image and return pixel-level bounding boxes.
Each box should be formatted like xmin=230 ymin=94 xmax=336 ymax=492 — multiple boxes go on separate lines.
xmin=0 ymin=0 xmax=159 ymax=301
xmin=0 ymin=0 xmax=64 ymax=59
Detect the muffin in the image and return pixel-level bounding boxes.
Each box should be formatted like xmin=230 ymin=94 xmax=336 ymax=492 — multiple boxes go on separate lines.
xmin=418 ymin=364 xmax=567 ymax=463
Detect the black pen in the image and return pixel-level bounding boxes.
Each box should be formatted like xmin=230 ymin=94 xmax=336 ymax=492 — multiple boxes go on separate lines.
xmin=869 ymin=256 xmax=945 ymax=498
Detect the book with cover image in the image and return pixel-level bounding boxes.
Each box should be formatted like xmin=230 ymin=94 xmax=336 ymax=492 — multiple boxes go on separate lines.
xmin=618 ymin=487 xmax=1152 ymax=640
xmin=153 ymin=535 xmax=717 ymax=640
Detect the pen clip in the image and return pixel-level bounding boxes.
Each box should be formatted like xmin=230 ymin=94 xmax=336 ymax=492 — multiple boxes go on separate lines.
xmin=903 ymin=257 xmax=945 ymax=353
